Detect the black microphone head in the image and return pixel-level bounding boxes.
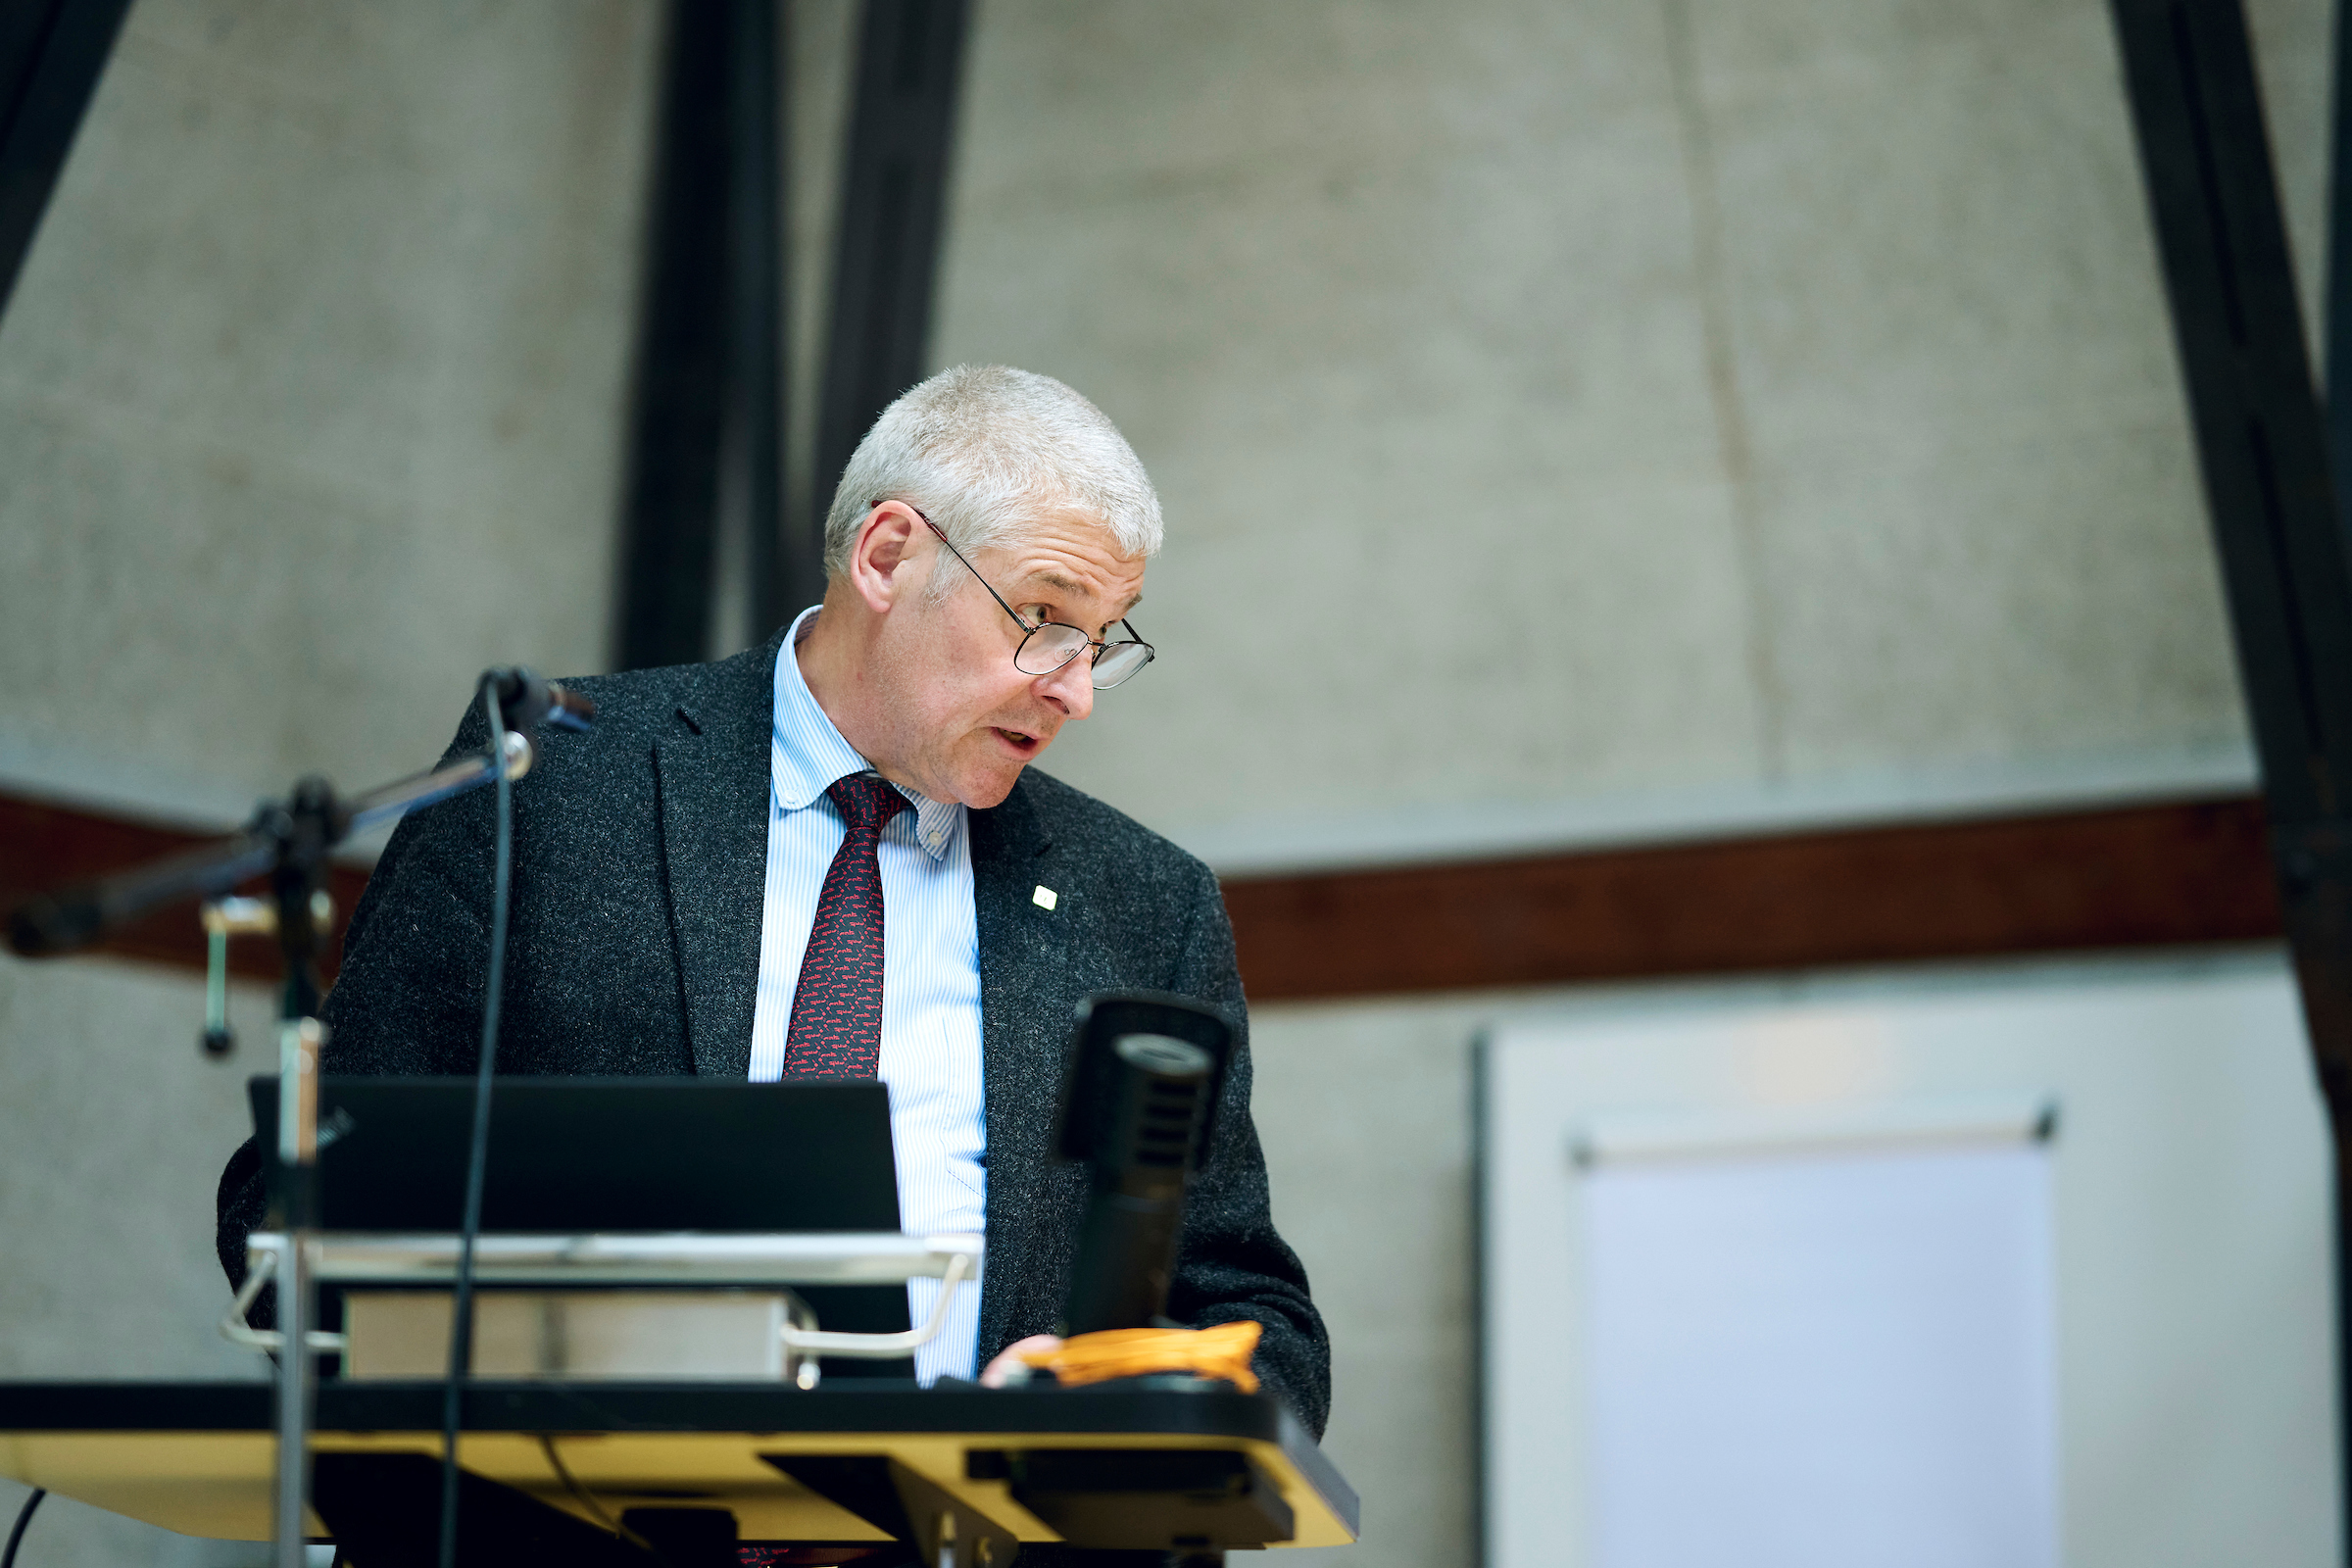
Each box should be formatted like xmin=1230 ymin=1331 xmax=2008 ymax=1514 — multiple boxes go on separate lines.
xmin=482 ymin=666 xmax=549 ymax=728
xmin=1056 ymin=993 xmax=1233 ymax=1163
xmin=1055 ymin=995 xmax=1234 ymax=1334
xmin=482 ymin=666 xmax=593 ymax=731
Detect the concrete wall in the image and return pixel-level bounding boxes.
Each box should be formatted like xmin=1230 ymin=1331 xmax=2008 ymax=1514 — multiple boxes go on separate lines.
xmin=934 ymin=0 xmax=2329 ymax=872
xmin=0 ymin=0 xmax=656 ymax=824
xmin=0 ymin=964 xmax=280 ymax=1568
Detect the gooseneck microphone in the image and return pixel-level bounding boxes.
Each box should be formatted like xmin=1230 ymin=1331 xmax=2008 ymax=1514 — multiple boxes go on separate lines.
xmin=1062 ymin=1033 xmax=1216 ymax=1333
xmin=1055 ymin=993 xmax=1235 ymax=1335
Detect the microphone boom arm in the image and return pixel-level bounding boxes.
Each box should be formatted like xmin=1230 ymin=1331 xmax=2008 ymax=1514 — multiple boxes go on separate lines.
xmin=5 ymin=673 xmax=584 ymax=960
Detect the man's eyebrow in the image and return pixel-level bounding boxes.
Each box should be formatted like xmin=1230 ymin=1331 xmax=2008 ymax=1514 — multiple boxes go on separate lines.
xmin=1023 ymin=570 xmax=1144 ymax=618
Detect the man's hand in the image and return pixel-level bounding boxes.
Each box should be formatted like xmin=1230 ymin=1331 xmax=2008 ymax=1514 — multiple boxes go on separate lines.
xmin=980 ymin=1333 xmax=1063 ymax=1387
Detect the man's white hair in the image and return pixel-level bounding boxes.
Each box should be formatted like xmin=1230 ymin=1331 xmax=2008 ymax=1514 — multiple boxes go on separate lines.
xmin=823 ymin=365 xmax=1163 ymax=589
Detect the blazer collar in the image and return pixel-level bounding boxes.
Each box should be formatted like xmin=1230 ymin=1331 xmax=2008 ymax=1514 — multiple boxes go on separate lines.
xmin=655 ymin=630 xmax=787 ymax=1079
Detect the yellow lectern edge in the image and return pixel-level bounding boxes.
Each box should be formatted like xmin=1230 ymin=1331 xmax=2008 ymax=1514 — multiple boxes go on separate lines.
xmin=0 ymin=1427 xmax=1355 ymax=1549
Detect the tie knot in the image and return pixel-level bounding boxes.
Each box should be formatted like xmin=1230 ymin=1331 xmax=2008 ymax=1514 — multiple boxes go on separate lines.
xmin=828 ymin=773 xmax=909 ymax=835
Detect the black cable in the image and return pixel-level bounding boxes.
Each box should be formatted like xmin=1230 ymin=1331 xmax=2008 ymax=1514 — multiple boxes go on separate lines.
xmin=438 ymin=680 xmax=515 ymax=1568
xmin=537 ymin=1436 xmax=660 ymax=1558
xmin=3 ymin=1490 xmax=44 ymax=1568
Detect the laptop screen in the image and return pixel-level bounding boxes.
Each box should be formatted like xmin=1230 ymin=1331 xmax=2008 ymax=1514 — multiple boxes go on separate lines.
xmin=248 ymin=1076 xmax=901 ymax=1233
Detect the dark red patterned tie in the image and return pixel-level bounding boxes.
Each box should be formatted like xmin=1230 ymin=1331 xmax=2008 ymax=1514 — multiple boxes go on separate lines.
xmin=780 ymin=773 xmax=908 ymax=1078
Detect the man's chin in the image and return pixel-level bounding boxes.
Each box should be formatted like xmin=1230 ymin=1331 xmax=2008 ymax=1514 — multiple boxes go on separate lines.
xmin=927 ymin=746 xmax=1028 ymax=810
xmin=952 ymin=728 xmax=1049 ymax=808
xmin=959 ymin=764 xmax=1026 ymax=809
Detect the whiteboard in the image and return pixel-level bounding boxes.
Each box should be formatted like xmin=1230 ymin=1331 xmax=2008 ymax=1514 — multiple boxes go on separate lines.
xmin=1480 ymin=958 xmax=2336 ymax=1568
xmin=1585 ymin=1142 xmax=2055 ymax=1568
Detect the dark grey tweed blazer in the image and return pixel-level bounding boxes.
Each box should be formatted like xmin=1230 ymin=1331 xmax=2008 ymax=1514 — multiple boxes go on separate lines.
xmin=214 ymin=630 xmax=1329 ymax=1436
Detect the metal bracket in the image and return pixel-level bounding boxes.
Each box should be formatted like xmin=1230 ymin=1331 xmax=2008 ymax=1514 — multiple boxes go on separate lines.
xmin=198 ymin=892 xmax=332 ymax=1058
xmin=223 ymin=1232 xmax=976 ymax=1370
xmin=779 ymin=1250 xmax=973 ymax=1358
xmin=219 ymin=1248 xmax=348 ymax=1354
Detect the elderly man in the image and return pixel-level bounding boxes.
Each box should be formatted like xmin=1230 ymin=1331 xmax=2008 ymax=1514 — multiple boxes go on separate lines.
xmin=215 ymin=366 xmax=1328 ymax=1433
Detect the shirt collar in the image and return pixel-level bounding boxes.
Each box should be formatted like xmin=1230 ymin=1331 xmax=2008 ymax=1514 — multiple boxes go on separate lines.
xmin=772 ymin=605 xmax=962 ymax=861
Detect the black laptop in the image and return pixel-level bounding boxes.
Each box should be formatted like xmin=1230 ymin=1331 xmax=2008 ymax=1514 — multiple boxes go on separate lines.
xmin=247 ymin=1076 xmax=915 ymax=1376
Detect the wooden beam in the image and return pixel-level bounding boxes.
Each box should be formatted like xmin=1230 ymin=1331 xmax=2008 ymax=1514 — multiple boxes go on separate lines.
xmin=4 ymin=789 xmax=2281 ymax=1000
xmin=0 ymin=794 xmax=365 ymax=982
xmin=1220 ymin=796 xmax=2281 ymax=1002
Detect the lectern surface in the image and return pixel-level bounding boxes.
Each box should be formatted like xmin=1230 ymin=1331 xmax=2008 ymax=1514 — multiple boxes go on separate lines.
xmin=0 ymin=1380 xmax=1357 ymax=1549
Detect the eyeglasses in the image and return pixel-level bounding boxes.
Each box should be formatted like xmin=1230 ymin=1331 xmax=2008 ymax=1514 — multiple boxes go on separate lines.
xmin=899 ymin=505 xmax=1156 ymax=690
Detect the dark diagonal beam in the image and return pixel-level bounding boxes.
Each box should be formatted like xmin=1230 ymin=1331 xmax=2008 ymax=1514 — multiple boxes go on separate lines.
xmin=2110 ymin=0 xmax=2352 ymax=1546
xmin=0 ymin=0 xmax=133 ymax=320
xmin=735 ymin=0 xmax=811 ymax=638
xmin=616 ymin=1 xmax=733 ymax=671
xmin=616 ymin=0 xmax=792 ymax=671
xmin=811 ymin=0 xmax=971 ymax=518
xmin=2329 ymin=0 xmax=2352 ymax=517
xmin=2110 ymin=0 xmax=2352 ymax=1054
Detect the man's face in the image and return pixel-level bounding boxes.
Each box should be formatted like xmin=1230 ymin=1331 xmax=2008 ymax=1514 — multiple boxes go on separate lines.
xmin=868 ymin=507 xmax=1147 ymax=808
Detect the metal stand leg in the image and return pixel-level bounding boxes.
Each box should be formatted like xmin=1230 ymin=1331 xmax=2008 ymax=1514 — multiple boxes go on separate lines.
xmin=265 ymin=783 xmax=336 ymax=1568
xmin=270 ymin=1229 xmax=313 ymax=1568
xmin=271 ymin=1016 xmax=324 ymax=1568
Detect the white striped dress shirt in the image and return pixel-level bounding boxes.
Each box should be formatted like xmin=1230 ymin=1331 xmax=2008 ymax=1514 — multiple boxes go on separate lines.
xmin=746 ymin=607 xmax=984 ymax=1383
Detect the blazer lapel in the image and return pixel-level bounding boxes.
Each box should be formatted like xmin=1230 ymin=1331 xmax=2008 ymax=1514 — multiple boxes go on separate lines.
xmin=970 ymin=774 xmax=1072 ymax=1357
xmin=654 ymin=634 xmax=783 ymax=1080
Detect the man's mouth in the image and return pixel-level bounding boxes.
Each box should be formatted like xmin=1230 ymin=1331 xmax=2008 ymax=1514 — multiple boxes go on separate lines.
xmin=992 ymin=726 xmax=1043 ymax=758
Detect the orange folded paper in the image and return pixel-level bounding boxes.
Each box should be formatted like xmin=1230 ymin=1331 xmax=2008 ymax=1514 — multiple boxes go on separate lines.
xmin=1015 ymin=1319 xmax=1262 ymax=1393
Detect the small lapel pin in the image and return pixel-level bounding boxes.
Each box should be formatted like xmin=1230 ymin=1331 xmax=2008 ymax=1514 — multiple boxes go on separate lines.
xmin=1032 ymin=885 xmax=1058 ymax=911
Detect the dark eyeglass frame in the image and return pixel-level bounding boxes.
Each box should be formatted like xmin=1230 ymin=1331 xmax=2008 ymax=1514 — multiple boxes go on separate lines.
xmin=891 ymin=502 xmax=1156 ymax=689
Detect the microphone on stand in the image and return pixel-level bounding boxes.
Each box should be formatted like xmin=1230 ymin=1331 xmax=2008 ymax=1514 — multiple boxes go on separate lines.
xmin=483 ymin=667 xmax=595 ymax=732
xmin=6 ymin=667 xmax=597 ymax=961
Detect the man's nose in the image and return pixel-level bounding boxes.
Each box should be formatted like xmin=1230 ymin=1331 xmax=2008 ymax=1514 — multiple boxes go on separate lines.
xmin=1038 ymin=654 xmax=1095 ymax=720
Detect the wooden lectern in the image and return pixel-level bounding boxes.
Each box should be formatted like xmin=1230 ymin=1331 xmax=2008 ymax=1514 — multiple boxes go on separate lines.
xmin=0 ymin=1379 xmax=1358 ymax=1565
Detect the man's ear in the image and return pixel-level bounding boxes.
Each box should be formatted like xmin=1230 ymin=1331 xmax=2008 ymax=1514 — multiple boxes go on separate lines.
xmin=846 ymin=503 xmax=925 ymax=613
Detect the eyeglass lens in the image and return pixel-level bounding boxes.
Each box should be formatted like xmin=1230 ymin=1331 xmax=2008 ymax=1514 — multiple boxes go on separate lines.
xmin=1091 ymin=640 xmax=1152 ymax=687
xmin=1014 ymin=624 xmax=1153 ymax=689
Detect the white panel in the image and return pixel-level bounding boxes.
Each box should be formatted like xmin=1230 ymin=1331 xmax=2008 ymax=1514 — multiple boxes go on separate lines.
xmin=1586 ymin=1145 xmax=2055 ymax=1568
xmin=1482 ymin=960 xmax=2337 ymax=1568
